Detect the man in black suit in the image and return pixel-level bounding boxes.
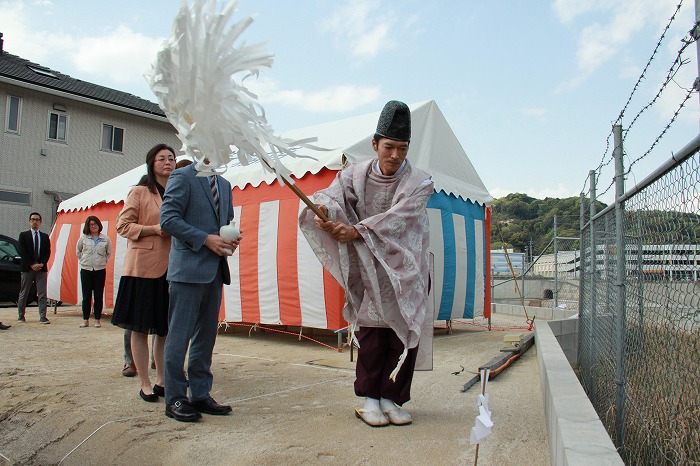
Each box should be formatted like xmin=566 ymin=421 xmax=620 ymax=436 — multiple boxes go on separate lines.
xmin=17 ymin=212 xmax=51 ymax=324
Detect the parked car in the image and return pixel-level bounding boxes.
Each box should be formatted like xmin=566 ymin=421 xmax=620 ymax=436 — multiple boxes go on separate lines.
xmin=0 ymin=234 xmax=36 ymax=305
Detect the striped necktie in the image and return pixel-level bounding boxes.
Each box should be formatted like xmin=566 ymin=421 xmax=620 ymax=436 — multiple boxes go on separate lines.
xmin=209 ymin=176 xmax=219 ymax=214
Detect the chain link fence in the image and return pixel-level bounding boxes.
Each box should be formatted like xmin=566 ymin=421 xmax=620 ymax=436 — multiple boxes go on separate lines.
xmin=536 ymin=236 xmax=581 ymax=311
xmin=579 ymin=142 xmax=700 ymax=465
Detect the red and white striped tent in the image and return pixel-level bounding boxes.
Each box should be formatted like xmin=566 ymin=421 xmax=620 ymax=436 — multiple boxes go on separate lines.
xmin=47 ymin=101 xmax=493 ymax=330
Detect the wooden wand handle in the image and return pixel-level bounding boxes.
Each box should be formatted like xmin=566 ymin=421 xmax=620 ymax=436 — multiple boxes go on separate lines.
xmin=279 ymin=176 xmax=329 ymax=222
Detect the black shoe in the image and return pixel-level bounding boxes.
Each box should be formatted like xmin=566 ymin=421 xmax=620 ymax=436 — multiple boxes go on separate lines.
xmin=0 ymin=323 xmax=10 ymax=330
xmin=153 ymin=384 xmax=165 ymax=397
xmin=165 ymin=401 xmax=202 ymax=422
xmin=39 ymin=318 xmax=50 ymax=324
xmin=139 ymin=389 xmax=159 ymax=403
xmin=17 ymin=317 xmax=25 ymax=322
xmin=190 ymin=397 xmax=232 ymax=415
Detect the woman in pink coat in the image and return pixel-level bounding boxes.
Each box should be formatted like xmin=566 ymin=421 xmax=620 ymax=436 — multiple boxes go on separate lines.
xmin=111 ymin=144 xmax=176 ymax=402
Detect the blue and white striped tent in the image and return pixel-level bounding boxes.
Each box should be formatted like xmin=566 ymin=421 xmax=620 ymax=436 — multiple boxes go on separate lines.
xmin=233 ymin=100 xmax=493 ymax=321
xmin=426 ymin=193 xmax=489 ymax=320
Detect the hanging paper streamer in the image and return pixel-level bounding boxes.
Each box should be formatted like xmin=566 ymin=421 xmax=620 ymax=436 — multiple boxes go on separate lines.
xmin=145 ymin=0 xmax=323 ymax=180
xmin=470 ymin=368 xmax=494 ymax=445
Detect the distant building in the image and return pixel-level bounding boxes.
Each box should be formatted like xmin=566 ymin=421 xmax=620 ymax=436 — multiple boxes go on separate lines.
xmin=0 ymin=33 xmax=180 ymax=236
xmin=532 ymin=250 xmax=580 ymax=278
xmin=491 ymin=249 xmax=525 ymax=275
xmin=533 ymin=245 xmax=699 ymax=281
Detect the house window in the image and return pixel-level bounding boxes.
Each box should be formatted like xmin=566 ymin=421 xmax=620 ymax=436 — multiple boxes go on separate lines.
xmin=0 ymin=189 xmax=31 ymax=205
xmin=48 ymin=111 xmax=68 ymax=141
xmin=6 ymin=95 xmax=21 ymax=133
xmin=101 ymin=124 xmax=124 ymax=152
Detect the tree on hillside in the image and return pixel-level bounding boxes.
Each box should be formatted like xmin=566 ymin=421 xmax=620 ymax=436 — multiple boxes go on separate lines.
xmin=490 ymin=193 xmax=606 ymax=255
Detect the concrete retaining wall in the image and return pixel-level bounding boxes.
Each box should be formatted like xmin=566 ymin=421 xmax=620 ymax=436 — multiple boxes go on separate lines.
xmin=535 ymin=319 xmax=623 ymax=466
xmin=491 ymin=305 xmax=622 ymax=465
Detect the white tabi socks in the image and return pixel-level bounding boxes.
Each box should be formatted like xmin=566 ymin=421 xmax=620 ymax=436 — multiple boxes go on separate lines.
xmin=364 ymin=397 xmax=381 ymax=411
xmin=380 ymin=398 xmax=413 ymax=425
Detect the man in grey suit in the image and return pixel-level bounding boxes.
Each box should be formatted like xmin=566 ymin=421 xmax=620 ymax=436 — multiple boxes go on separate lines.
xmin=160 ymin=162 xmax=240 ymax=422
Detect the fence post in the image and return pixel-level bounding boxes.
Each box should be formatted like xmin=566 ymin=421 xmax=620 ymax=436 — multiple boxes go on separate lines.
xmin=587 ymin=170 xmax=597 ymax=395
xmin=579 ymin=193 xmax=585 ymax=314
xmin=613 ymin=124 xmax=627 ymax=449
xmin=521 ymin=253 xmax=526 ymax=306
xmin=636 ymin=215 xmax=644 ymax=339
xmin=554 ymin=215 xmax=558 ymax=309
xmin=696 ymin=0 xmax=700 ymax=127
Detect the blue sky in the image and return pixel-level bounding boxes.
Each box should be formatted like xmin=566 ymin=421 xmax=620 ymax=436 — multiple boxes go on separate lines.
xmin=1 ymin=0 xmax=697 ymax=204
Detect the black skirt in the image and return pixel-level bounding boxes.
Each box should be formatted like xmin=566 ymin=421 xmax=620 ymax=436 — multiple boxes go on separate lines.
xmin=111 ymin=274 xmax=169 ymax=336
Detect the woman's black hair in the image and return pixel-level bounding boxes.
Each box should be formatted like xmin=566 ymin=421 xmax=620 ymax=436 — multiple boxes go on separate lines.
xmin=138 ymin=144 xmax=176 ymax=193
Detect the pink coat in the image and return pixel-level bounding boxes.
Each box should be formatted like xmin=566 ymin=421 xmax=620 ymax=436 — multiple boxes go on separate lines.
xmin=116 ymin=185 xmax=171 ymax=278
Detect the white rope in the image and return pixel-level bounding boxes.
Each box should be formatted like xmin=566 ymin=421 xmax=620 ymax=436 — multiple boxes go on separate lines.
xmin=248 ymin=323 xmax=258 ymax=337
xmin=58 ymin=414 xmax=153 ymax=465
xmin=218 ymin=320 xmax=230 ymax=331
xmin=349 ymin=321 xmax=360 ymax=349
xmin=388 ymin=347 xmax=408 ymax=382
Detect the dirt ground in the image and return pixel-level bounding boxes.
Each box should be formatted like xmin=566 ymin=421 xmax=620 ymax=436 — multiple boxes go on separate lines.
xmin=0 ymin=305 xmax=550 ymax=466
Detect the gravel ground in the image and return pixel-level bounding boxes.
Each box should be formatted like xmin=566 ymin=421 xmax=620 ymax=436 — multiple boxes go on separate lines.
xmin=0 ymin=305 xmax=549 ymax=466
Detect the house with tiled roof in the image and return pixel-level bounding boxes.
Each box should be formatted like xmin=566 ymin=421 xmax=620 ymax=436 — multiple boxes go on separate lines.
xmin=0 ymin=32 xmax=180 ymax=237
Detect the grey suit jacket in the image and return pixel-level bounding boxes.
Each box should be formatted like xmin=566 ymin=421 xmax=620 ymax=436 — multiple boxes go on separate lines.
xmin=160 ymin=163 xmax=234 ymax=284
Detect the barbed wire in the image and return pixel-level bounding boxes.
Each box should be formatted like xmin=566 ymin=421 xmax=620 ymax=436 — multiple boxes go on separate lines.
xmin=585 ymin=0 xmax=685 ymax=195
xmin=622 ymin=33 xmax=695 ymax=141
xmin=613 ymin=1 xmax=685 ymax=128
xmin=625 ymin=85 xmax=695 ymax=176
xmin=597 ymin=82 xmax=695 ymax=199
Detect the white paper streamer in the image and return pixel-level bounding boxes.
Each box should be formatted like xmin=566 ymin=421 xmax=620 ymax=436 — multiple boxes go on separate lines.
xmin=470 ymin=368 xmax=494 ymax=445
xmin=146 ymin=0 xmax=324 ymax=180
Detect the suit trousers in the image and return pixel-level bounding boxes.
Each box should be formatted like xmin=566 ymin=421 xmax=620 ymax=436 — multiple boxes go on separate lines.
xmin=164 ymin=274 xmax=223 ymax=405
xmin=354 ymin=327 xmax=419 ymax=406
xmin=17 ymin=270 xmax=47 ymax=319
xmin=80 ymin=268 xmax=106 ymax=320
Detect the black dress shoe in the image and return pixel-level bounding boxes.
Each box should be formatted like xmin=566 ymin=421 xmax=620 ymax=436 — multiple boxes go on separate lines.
xmin=139 ymin=389 xmax=159 ymax=403
xmin=190 ymin=397 xmax=232 ymax=415
xmin=166 ymin=401 xmax=202 ymax=422
xmin=153 ymin=384 xmax=165 ymax=397
xmin=0 ymin=323 xmax=10 ymax=330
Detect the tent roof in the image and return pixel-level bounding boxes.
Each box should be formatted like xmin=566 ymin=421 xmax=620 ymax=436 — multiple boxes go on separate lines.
xmin=58 ymin=100 xmax=492 ymax=213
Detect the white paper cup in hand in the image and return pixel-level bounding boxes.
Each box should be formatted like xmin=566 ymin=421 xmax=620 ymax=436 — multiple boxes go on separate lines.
xmin=220 ymin=221 xmax=240 ymax=254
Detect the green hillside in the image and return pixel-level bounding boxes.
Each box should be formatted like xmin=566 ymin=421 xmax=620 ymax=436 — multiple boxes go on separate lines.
xmin=490 ymin=193 xmax=606 ymax=255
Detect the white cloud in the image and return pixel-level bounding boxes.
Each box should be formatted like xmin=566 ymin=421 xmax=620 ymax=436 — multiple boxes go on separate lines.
xmin=0 ymin=2 xmax=162 ymax=97
xmin=490 ymin=184 xmax=581 ymax=200
xmin=0 ymin=2 xmax=74 ymax=61
xmin=555 ymin=0 xmax=685 ymax=90
xmin=321 ymin=0 xmax=398 ymax=62
xmin=552 ymin=0 xmax=612 ymax=24
xmin=260 ymin=81 xmax=381 ymax=113
xmin=520 ymin=107 xmax=548 ymax=121
xmin=72 ymin=26 xmax=163 ymax=84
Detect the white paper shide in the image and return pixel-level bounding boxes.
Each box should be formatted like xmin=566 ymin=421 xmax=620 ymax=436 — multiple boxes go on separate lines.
xmin=145 ymin=0 xmax=318 ymax=181
xmin=470 ymin=369 xmax=494 ymax=445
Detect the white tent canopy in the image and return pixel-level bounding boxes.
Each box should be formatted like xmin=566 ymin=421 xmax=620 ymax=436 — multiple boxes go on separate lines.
xmin=58 ymin=100 xmax=492 ymax=213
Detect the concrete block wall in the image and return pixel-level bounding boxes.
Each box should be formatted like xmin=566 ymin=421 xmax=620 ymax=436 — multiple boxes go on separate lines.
xmin=545 ymin=318 xmax=578 ymax=364
xmin=492 ymin=303 xmax=578 ymax=321
xmin=535 ymin=319 xmax=623 ymax=466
